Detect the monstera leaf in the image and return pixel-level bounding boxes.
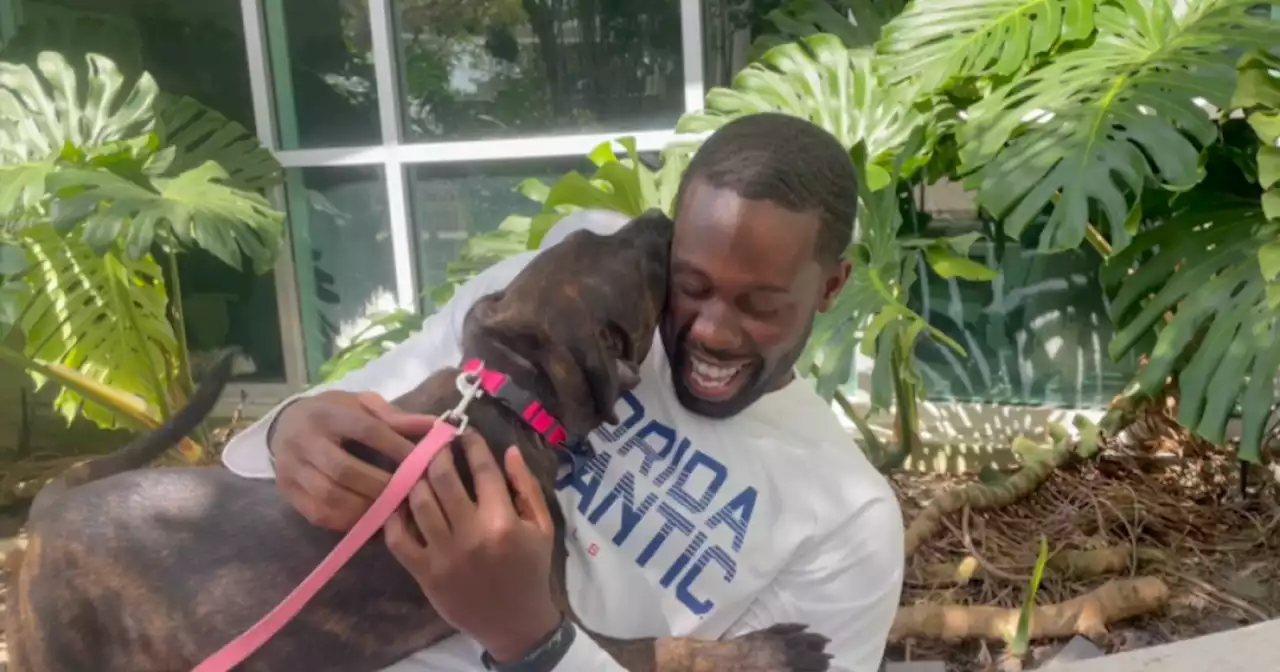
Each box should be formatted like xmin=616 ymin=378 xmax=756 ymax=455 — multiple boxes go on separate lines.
xmin=877 ymin=0 xmax=1096 ymax=92
xmin=0 ymin=242 xmax=29 ymax=339
xmin=956 ymin=0 xmax=1280 ymax=252
xmin=17 ymin=223 xmax=178 ymax=428
xmin=1105 ymin=198 xmax=1280 ymax=463
xmin=154 ymin=93 xmax=282 ymax=193
xmin=0 ymin=51 xmax=156 ymax=221
xmin=0 ymin=51 xmax=284 ymax=272
xmin=48 ymin=161 xmax=282 ymax=273
xmin=752 ymin=0 xmax=907 ymax=58
xmin=677 ymin=34 xmax=937 ymax=187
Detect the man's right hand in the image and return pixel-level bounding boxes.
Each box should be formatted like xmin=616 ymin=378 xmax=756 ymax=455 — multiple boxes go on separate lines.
xmin=268 ymin=390 xmax=436 ymax=531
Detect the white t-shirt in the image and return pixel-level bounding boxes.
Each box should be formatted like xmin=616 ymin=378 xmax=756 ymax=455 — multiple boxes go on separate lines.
xmin=221 ymin=218 xmax=904 ymax=672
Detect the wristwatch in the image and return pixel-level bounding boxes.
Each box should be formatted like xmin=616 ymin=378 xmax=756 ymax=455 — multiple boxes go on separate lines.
xmin=480 ymin=618 xmax=577 ymax=672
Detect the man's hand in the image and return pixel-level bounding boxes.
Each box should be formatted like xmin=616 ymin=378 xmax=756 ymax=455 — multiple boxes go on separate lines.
xmin=270 ymin=390 xmax=435 ymax=531
xmin=384 ymin=429 xmax=562 ymax=663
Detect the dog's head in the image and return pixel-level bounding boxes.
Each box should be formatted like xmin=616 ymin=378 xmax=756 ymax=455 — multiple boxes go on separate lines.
xmin=460 ymin=209 xmax=674 ymax=437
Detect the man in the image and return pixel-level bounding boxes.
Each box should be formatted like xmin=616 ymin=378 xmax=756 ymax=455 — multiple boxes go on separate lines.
xmin=222 ymin=112 xmax=904 ymax=671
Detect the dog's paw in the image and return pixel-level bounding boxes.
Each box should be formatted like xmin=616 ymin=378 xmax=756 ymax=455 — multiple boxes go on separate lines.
xmin=730 ymin=623 xmax=832 ymax=672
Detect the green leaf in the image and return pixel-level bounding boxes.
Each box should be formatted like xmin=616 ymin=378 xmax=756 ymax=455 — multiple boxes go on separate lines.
xmin=878 ymin=0 xmax=1096 ymax=93
xmin=0 ymin=243 xmax=28 ymax=277
xmin=1260 ymin=240 xmax=1280 ymax=282
xmin=865 ymin=164 xmax=892 ymax=191
xmin=676 ymin=36 xmax=936 ymax=181
xmin=516 ymin=177 xmax=551 ymax=204
xmin=1011 ymin=535 xmax=1051 ymax=654
xmin=1106 ymin=197 xmax=1280 ymax=462
xmin=924 ymin=243 xmax=1000 ymax=280
xmin=753 ymin=0 xmax=907 ymax=58
xmin=1260 ymin=146 xmax=1280 ymax=192
xmin=48 ymin=161 xmax=284 ymax=273
xmin=587 ymin=139 xmax=618 ymax=167
xmin=0 ymin=51 xmax=157 ymax=165
xmin=959 ymin=0 xmax=1280 ymax=252
xmin=16 ymin=223 xmax=178 ymax=429
xmin=1249 ymin=111 xmax=1280 ymax=146
xmin=153 ymin=93 xmax=282 ymax=192
xmin=1266 ymin=190 xmax=1280 ymax=221
xmin=541 ymin=171 xmax=627 ymax=213
xmin=1232 ymin=49 xmax=1280 ymax=110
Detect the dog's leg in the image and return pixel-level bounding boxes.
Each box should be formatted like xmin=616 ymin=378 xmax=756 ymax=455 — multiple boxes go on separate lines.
xmin=547 ymin=517 xmax=829 ymax=672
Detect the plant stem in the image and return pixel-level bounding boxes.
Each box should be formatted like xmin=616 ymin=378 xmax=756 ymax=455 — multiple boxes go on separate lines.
xmin=166 ymin=250 xmax=195 ymax=400
xmin=833 ymin=388 xmax=891 ymax=465
xmin=164 ymin=250 xmax=210 ymax=454
xmin=1084 ymin=223 xmax=1112 ymax=258
xmin=0 ymin=344 xmax=157 ymax=432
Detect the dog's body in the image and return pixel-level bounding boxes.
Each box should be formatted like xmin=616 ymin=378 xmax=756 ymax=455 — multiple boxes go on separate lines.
xmin=7 ymin=211 xmax=830 ymax=672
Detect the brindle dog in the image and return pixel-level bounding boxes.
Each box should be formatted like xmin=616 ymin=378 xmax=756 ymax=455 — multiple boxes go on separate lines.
xmin=7 ymin=210 xmax=832 ymax=672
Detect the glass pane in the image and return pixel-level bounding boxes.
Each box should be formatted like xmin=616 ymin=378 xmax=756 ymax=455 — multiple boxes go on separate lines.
xmin=3 ymin=0 xmax=287 ymax=383
xmin=906 ymin=224 xmax=1141 ymax=409
xmin=700 ymin=0 xmax=761 ymax=92
xmin=392 ymin=0 xmax=685 ymax=142
xmin=286 ymin=166 xmax=395 ymax=380
xmin=264 ymin=0 xmax=381 ymax=149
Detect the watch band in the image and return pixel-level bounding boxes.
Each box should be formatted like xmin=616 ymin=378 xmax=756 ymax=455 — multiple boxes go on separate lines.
xmin=480 ymin=618 xmax=577 ymax=672
xmin=264 ymin=397 xmax=305 ymax=466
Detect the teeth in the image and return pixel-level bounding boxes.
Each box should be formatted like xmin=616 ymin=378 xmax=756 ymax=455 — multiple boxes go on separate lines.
xmin=689 ymin=356 xmax=744 ymax=389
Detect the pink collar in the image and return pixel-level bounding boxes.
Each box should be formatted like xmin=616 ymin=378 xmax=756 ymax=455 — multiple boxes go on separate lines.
xmin=461 ymin=358 xmax=593 ymax=460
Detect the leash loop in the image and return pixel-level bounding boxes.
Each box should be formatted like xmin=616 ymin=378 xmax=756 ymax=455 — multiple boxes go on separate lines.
xmin=442 ymin=369 xmax=485 ymax=433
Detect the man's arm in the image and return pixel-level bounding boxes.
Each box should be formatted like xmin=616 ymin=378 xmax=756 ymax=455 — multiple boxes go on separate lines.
xmin=722 ymin=493 xmax=905 ymax=672
xmin=220 ymin=250 xmax=539 ymax=480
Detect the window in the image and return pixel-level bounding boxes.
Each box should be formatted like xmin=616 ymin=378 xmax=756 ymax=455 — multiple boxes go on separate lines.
xmin=284 ymin=166 xmax=395 ymax=380
xmin=391 ymin=0 xmax=685 ymax=142
xmin=2 ymin=0 xmax=287 ymax=384
xmin=263 ymin=0 xmax=382 ymax=149
xmin=408 ymin=157 xmax=593 ymax=294
xmin=897 ymin=184 xmax=1140 ymax=410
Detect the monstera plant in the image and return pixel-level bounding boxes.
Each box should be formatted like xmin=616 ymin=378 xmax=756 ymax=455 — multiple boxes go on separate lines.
xmin=871 ymin=0 xmax=1280 ymax=461
xmin=0 ymin=51 xmax=284 ymax=459
xmin=327 ymin=0 xmax=1280 ymax=467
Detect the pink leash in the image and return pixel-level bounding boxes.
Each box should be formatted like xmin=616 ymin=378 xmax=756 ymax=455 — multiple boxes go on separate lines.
xmin=192 ymin=419 xmax=460 ymax=672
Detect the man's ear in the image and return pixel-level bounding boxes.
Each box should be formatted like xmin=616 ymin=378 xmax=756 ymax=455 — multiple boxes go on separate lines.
xmin=818 ymin=258 xmax=852 ymax=313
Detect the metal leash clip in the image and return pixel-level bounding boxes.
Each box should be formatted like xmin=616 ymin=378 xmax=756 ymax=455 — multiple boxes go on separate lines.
xmin=441 ymin=366 xmax=486 ymax=432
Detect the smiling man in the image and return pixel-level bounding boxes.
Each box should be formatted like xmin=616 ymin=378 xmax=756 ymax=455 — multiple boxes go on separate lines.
xmin=222 ymin=112 xmax=904 ymax=671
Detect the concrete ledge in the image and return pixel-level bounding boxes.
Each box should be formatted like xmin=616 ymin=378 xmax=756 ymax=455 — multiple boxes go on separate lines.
xmin=1055 ymin=619 xmax=1280 ymax=671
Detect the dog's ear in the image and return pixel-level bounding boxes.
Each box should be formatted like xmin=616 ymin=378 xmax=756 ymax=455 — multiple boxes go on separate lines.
xmin=616 ymin=359 xmax=640 ymax=391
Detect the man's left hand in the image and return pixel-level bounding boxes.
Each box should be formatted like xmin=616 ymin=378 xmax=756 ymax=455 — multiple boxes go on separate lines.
xmin=385 ymin=426 xmax=563 ymax=663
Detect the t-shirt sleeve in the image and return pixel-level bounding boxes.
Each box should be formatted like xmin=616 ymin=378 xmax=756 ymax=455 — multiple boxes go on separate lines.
xmin=219 ymin=250 xmax=539 ymax=479
xmin=721 ymin=493 xmax=905 ymax=672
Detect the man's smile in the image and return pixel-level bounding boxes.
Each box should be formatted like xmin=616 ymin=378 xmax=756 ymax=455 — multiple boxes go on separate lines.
xmin=682 ymin=349 xmax=755 ymax=401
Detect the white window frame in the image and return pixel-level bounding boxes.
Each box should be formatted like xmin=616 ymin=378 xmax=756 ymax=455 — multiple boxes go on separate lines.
xmin=225 ymin=0 xmax=1187 ymax=458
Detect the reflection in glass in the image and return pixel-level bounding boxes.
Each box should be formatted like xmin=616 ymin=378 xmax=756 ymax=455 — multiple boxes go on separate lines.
xmin=286 ymin=166 xmax=395 ymax=379
xmin=264 ymin=0 xmax=382 ymax=149
xmin=907 ymin=226 xmax=1140 ymax=409
xmin=392 ymin=0 xmax=684 ymax=141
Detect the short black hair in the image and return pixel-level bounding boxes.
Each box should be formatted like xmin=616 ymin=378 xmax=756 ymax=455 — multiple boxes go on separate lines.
xmin=673 ymin=112 xmax=859 ymax=265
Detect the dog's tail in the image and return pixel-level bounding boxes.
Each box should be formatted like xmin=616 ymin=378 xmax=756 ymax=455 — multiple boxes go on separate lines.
xmin=29 ymin=348 xmax=238 ymax=518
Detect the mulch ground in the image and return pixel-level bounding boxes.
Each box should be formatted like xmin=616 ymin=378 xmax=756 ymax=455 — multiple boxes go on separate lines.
xmin=887 ymin=398 xmax=1280 ymax=670
xmin=0 ymin=405 xmax=1277 ymax=671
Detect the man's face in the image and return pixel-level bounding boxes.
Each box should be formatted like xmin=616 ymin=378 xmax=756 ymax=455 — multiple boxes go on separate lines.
xmin=662 ymin=179 xmax=851 ymax=419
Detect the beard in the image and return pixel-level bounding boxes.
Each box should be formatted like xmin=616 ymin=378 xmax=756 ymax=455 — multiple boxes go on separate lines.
xmin=661 ymin=316 xmax=814 ymax=419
